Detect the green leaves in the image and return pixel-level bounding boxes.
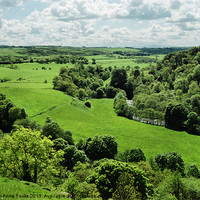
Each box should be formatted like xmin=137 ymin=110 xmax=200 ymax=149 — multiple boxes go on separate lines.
xmin=0 ymin=127 xmax=64 ymax=183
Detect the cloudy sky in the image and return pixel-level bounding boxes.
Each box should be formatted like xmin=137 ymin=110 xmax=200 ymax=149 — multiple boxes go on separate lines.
xmin=0 ymin=0 xmax=199 ymax=47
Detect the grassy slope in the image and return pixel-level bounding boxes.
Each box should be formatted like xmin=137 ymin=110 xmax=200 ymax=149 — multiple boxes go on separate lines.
xmin=1 ymin=82 xmax=200 ymax=167
xmin=0 ymin=177 xmax=69 ymax=200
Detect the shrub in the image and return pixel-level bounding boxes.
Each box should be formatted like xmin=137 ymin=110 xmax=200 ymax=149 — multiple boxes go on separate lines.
xmin=187 ymin=164 xmax=200 ymax=178
xmin=85 ymin=101 xmax=91 ymax=108
xmin=155 ymin=152 xmax=185 ymax=175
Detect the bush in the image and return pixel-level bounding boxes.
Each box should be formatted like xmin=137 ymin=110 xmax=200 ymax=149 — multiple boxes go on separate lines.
xmin=155 ymin=152 xmax=185 ymax=175
xmin=85 ymin=135 xmax=118 ymax=160
xmin=62 ymin=145 xmax=88 ymax=170
xmin=187 ymin=164 xmax=200 ymax=178
xmin=117 ymin=148 xmax=146 ymax=163
xmin=85 ymin=101 xmax=91 ymax=108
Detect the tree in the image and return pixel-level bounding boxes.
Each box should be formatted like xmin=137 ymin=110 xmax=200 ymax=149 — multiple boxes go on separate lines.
xmin=92 ymin=58 xmax=96 ymax=64
xmin=165 ymin=103 xmax=188 ymax=131
xmin=113 ymin=92 xmax=127 ymax=108
xmin=96 ymin=87 xmax=105 ymax=98
xmin=191 ymin=94 xmax=200 ymax=114
xmin=13 ymin=118 xmax=41 ymax=131
xmin=62 ymin=145 xmax=88 ymax=170
xmin=42 ymin=117 xmax=65 ymax=140
xmin=106 ymin=86 xmax=118 ymax=98
xmin=193 ymin=65 xmax=200 ymax=84
xmin=0 ymin=127 xmax=64 ymax=183
xmin=115 ymin=99 xmax=128 ymax=117
xmin=53 ymin=138 xmax=68 ymax=151
xmin=78 ymin=88 xmax=88 ymax=100
xmin=110 ymin=68 xmax=127 ymax=90
xmin=184 ymin=112 xmax=200 ymax=135
xmin=155 ymin=152 xmax=185 ymax=175
xmin=121 ymin=148 xmax=146 ymax=163
xmin=85 ymin=135 xmax=118 ymax=160
xmin=187 ymin=164 xmax=200 ymax=178
xmin=188 ymin=81 xmax=200 ymax=95
xmin=87 ymin=160 xmax=151 ymax=199
xmin=112 ymin=173 xmax=142 ymax=200
xmin=174 ymin=78 xmax=189 ymax=93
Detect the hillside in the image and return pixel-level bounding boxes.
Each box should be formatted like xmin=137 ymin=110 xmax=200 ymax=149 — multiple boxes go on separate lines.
xmin=1 ymin=81 xmax=200 ymax=167
xmin=0 ymin=177 xmax=70 ymax=200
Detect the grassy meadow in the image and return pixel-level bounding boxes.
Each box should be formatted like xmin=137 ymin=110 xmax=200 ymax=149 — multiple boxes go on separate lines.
xmin=0 ymin=177 xmax=70 ymax=200
xmin=0 ymin=47 xmax=199 ymax=168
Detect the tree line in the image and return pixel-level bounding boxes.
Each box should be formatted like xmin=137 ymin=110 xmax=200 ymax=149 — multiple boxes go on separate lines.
xmin=112 ymin=47 xmax=200 ymax=135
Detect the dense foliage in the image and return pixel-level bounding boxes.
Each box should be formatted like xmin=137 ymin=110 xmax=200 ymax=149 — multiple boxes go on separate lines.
xmin=113 ymin=47 xmax=200 ymax=135
xmin=0 ymin=127 xmax=64 ymax=183
xmin=53 ymin=65 xmax=111 ymax=99
xmin=0 ymin=93 xmax=27 ymax=132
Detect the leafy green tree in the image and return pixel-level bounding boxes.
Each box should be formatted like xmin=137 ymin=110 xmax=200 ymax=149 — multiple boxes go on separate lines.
xmin=42 ymin=117 xmax=65 ymax=140
xmin=187 ymin=164 xmax=200 ymax=178
xmin=194 ymin=52 xmax=200 ymax=64
xmin=113 ymin=91 xmax=127 ymax=108
xmin=112 ymin=172 xmax=142 ymax=200
xmin=85 ymin=135 xmax=118 ymax=160
xmin=0 ymin=97 xmax=27 ymax=132
xmin=165 ymin=103 xmax=188 ymax=131
xmin=191 ymin=94 xmax=200 ymax=114
xmin=174 ymin=78 xmax=189 ymax=93
xmin=78 ymin=88 xmax=88 ymax=100
xmin=62 ymin=145 xmax=88 ymax=170
xmin=188 ymin=81 xmax=200 ymax=95
xmin=115 ymin=99 xmax=128 ymax=117
xmin=96 ymin=87 xmax=105 ymax=98
xmin=62 ymin=173 xmax=100 ymax=199
xmin=193 ymin=65 xmax=200 ymax=84
xmin=185 ymin=112 xmax=200 ymax=135
xmin=87 ymin=160 xmax=151 ymax=199
xmin=155 ymin=152 xmax=185 ymax=175
xmin=0 ymin=127 xmax=64 ymax=183
xmin=92 ymin=58 xmax=96 ymax=64
xmin=110 ymin=68 xmax=127 ymax=89
xmin=125 ymin=77 xmax=135 ymax=99
xmin=106 ymin=86 xmax=118 ymax=98
xmin=53 ymin=138 xmax=68 ymax=151
xmin=126 ymin=148 xmax=146 ymax=163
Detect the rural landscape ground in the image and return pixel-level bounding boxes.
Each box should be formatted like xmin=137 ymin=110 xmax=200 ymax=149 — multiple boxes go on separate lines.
xmin=1 ymin=46 xmax=200 ymax=199
xmin=0 ymin=46 xmax=198 ymax=166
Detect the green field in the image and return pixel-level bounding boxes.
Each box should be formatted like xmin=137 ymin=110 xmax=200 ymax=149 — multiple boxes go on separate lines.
xmin=1 ymin=80 xmax=200 ymax=167
xmin=0 ymin=47 xmax=199 ymax=168
xmin=0 ymin=177 xmax=69 ymax=200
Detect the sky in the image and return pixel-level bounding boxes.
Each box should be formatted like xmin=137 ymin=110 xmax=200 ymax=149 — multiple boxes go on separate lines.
xmin=0 ymin=0 xmax=199 ymax=47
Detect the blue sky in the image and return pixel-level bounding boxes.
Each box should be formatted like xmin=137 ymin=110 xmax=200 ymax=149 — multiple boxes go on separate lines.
xmin=0 ymin=0 xmax=199 ymax=47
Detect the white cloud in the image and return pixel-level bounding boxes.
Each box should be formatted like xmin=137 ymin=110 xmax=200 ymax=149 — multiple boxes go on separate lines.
xmin=0 ymin=0 xmax=200 ymax=47
xmin=0 ymin=0 xmax=25 ymax=9
xmin=170 ymin=0 xmax=182 ymax=10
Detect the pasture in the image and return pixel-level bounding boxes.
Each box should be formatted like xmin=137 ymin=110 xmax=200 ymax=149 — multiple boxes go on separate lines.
xmin=0 ymin=47 xmax=198 ymax=167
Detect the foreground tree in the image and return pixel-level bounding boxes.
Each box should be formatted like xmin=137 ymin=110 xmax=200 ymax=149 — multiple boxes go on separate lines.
xmin=87 ymin=160 xmax=152 ymax=199
xmin=0 ymin=127 xmax=64 ymax=183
